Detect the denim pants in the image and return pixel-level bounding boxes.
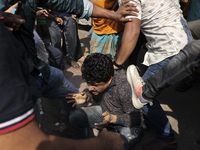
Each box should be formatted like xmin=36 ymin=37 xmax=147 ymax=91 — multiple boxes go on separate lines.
xmin=30 ymin=65 xmax=79 ymax=116
xmin=69 ymin=105 xmax=144 ymax=150
xmin=142 ymin=56 xmax=175 ymax=142
xmin=143 ymin=40 xmax=200 ymax=101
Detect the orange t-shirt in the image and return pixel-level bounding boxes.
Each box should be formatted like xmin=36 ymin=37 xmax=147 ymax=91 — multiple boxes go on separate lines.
xmin=89 ymin=0 xmax=124 ymax=35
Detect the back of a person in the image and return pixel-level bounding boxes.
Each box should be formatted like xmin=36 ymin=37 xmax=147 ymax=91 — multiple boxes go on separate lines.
xmin=133 ymin=0 xmax=194 ymax=66
xmin=90 ymin=0 xmax=124 ymax=35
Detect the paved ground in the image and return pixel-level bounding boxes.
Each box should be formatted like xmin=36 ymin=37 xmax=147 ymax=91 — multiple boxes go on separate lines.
xmin=38 ymin=25 xmax=200 ymax=150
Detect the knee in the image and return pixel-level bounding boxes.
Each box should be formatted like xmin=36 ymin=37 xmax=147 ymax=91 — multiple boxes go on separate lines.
xmin=49 ymin=66 xmax=64 ymax=80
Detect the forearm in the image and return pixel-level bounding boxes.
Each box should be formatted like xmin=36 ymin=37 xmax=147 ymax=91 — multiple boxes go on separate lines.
xmin=0 ymin=120 xmax=124 ymax=150
xmin=49 ymin=135 xmax=112 ymax=150
xmin=116 ymin=20 xmax=140 ymax=65
xmin=92 ymin=5 xmax=115 ymax=20
xmin=5 ymin=2 xmax=18 ymax=13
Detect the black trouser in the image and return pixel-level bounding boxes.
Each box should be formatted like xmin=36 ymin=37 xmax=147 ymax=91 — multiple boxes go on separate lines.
xmin=46 ymin=15 xmax=82 ymax=63
xmin=143 ymin=40 xmax=200 ymax=101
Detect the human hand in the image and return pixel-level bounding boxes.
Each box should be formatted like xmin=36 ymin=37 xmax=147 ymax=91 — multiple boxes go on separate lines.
xmin=102 ymin=111 xmax=117 ymax=123
xmin=113 ymin=60 xmax=123 ymax=70
xmin=94 ymin=111 xmax=117 ymax=130
xmin=1 ymin=12 xmax=25 ymax=32
xmin=98 ymin=128 xmax=124 ymax=150
xmin=36 ymin=9 xmax=49 ymax=19
xmin=72 ymin=14 xmax=77 ymax=20
xmin=114 ymin=0 xmax=139 ymax=22
xmin=66 ymin=92 xmax=88 ymax=107
xmin=94 ymin=120 xmax=109 ymax=130
xmin=181 ymin=0 xmax=189 ymax=3
xmin=55 ymin=17 xmax=63 ymax=25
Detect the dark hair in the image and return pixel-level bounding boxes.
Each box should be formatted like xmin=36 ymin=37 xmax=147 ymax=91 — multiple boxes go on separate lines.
xmin=81 ymin=53 xmax=114 ymax=84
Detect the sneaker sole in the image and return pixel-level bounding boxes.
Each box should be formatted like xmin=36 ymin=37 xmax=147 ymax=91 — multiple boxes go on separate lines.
xmin=127 ymin=65 xmax=145 ymax=109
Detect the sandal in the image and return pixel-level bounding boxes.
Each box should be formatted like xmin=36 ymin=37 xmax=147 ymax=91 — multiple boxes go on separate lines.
xmin=69 ymin=60 xmax=80 ymax=68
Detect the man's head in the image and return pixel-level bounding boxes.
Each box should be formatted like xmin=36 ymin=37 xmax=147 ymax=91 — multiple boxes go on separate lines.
xmin=81 ymin=53 xmax=114 ymax=95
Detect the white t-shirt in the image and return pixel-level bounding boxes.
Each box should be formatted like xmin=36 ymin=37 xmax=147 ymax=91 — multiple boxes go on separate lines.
xmin=118 ymin=0 xmax=193 ymax=66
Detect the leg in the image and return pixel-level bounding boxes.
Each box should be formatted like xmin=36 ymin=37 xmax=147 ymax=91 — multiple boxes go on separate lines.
xmin=45 ymin=66 xmax=79 ymax=116
xmin=44 ymin=42 xmax=63 ymax=69
xmin=90 ymin=32 xmax=123 ymax=60
xmin=143 ymin=40 xmax=200 ymax=101
xmin=69 ymin=105 xmax=103 ymax=139
xmin=33 ymin=30 xmax=49 ymax=64
xmin=141 ymin=57 xmax=176 ymax=141
xmin=31 ymin=65 xmax=79 ymax=116
xmin=142 ymin=101 xmax=175 ymax=140
xmin=46 ymin=18 xmax=62 ymax=50
xmin=40 ymin=66 xmax=79 ymax=97
xmin=173 ymin=21 xmax=200 ymax=92
xmin=62 ymin=15 xmax=82 ymax=67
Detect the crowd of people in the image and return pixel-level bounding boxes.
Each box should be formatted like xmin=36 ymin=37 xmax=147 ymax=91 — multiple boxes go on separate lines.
xmin=0 ymin=0 xmax=199 ymax=150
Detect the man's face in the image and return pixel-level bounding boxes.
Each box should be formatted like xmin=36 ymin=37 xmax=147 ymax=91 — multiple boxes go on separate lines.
xmin=87 ymin=78 xmax=112 ymax=95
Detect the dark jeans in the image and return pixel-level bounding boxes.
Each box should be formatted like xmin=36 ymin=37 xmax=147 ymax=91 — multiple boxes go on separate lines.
xmin=46 ymin=15 xmax=82 ymax=62
xmin=143 ymin=40 xmax=200 ymax=101
xmin=30 ymin=65 xmax=79 ymax=116
xmin=44 ymin=42 xmax=63 ymax=69
xmin=69 ymin=105 xmax=144 ymax=150
xmin=141 ymin=56 xmax=175 ymax=142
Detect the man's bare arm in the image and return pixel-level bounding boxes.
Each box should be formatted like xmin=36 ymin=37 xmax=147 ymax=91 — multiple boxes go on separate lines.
xmin=92 ymin=0 xmax=139 ymax=22
xmin=0 ymin=120 xmax=124 ymax=150
xmin=115 ymin=18 xmax=141 ymax=69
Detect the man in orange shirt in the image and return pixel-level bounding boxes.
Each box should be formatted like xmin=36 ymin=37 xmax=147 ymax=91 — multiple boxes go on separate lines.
xmin=89 ymin=0 xmax=124 ymax=60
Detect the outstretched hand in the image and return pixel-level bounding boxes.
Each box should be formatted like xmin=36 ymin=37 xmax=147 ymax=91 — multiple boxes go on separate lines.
xmin=66 ymin=92 xmax=88 ymax=107
xmin=114 ymin=0 xmax=139 ymax=22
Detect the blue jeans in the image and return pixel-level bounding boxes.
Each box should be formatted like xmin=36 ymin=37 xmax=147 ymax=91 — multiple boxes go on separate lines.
xmin=30 ymin=65 xmax=79 ymax=116
xmin=142 ymin=56 xmax=175 ymax=142
xmin=69 ymin=105 xmax=144 ymax=150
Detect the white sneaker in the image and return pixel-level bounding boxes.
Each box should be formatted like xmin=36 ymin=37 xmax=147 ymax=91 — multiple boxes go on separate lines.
xmin=127 ymin=65 xmax=147 ymax=109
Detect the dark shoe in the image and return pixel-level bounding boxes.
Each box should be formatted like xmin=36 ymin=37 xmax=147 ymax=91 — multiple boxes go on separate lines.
xmin=143 ymin=138 xmax=177 ymax=150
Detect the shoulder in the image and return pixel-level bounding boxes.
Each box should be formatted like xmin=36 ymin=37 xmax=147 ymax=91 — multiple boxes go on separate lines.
xmin=114 ymin=70 xmax=130 ymax=93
